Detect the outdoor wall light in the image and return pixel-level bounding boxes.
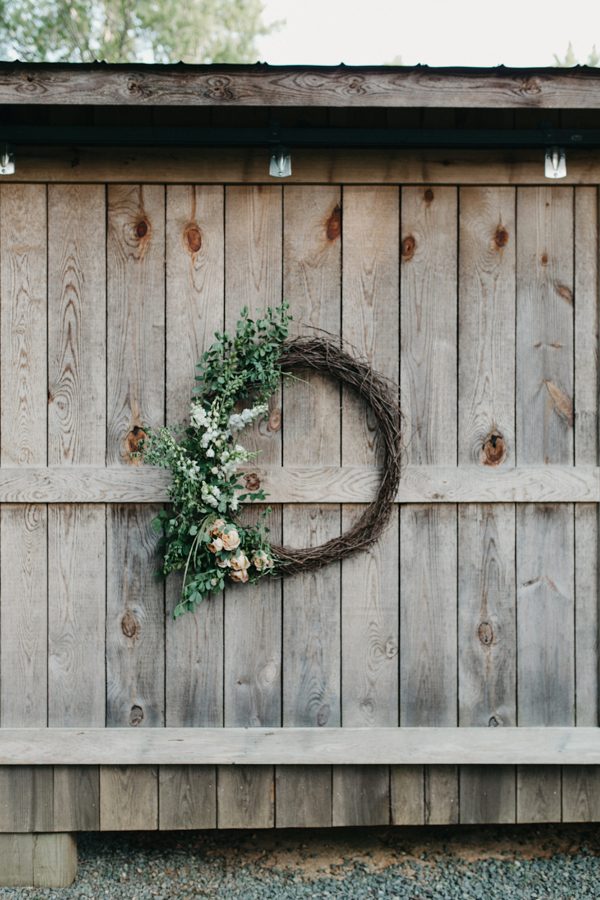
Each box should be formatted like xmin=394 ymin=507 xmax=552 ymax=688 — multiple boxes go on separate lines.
xmin=0 ymin=145 xmax=15 ymax=175
xmin=269 ymin=147 xmax=292 ymax=178
xmin=544 ymin=146 xmax=567 ymax=179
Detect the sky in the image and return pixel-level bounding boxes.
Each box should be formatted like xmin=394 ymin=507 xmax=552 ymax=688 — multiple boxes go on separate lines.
xmin=257 ymin=0 xmax=600 ymax=67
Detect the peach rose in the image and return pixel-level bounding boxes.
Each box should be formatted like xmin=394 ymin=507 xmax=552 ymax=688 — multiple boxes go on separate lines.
xmin=230 ymin=551 xmax=250 ymax=572
xmin=221 ymin=527 xmax=241 ymax=551
xmin=229 ymin=568 xmax=249 ymax=584
xmin=210 ymin=518 xmax=226 ymax=536
xmin=216 ymin=556 xmax=231 ymax=568
xmin=252 ymin=550 xmax=273 ymax=571
xmin=207 ymin=537 xmax=224 ymax=554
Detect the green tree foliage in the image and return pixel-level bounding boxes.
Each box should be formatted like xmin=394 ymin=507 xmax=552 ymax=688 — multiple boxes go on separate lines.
xmin=0 ymin=0 xmax=279 ymax=63
xmin=554 ymin=41 xmax=600 ymax=67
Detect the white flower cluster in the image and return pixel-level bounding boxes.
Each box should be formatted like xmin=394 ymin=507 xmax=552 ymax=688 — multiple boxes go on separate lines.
xmin=188 ymin=399 xmax=268 ymax=511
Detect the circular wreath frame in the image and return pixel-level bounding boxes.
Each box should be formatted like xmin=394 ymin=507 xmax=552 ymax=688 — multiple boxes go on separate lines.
xmin=271 ymin=336 xmax=403 ymax=576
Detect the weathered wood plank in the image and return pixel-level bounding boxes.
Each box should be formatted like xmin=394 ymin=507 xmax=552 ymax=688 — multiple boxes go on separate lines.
xmin=0 ymin=767 xmax=54 ymax=832
xmin=10 ymin=148 xmax=600 ymax=186
xmin=106 ymin=184 xmax=165 ymax=830
xmin=2 ymin=463 xmax=600 ymax=504
xmin=3 ymin=727 xmax=600 ymax=765
xmin=277 ymin=184 xmax=341 ymax=828
xmin=46 ymin=183 xmax=105 ymax=829
xmin=100 ymin=766 xmax=158 ymax=830
xmin=218 ymin=185 xmax=282 ymax=829
xmin=0 ymin=184 xmax=50 ymax=833
xmin=458 ymin=506 xmax=516 ymax=823
xmin=48 ymin=185 xmax=106 ymax=465
xmin=1 ymin=463 xmax=600 ymax=504
xmin=398 ymin=185 xmax=458 ymax=826
xmin=48 ymin=505 xmax=105 ymax=726
xmin=162 ymin=184 xmax=225 ymax=827
xmin=2 ymin=66 xmax=600 ymax=107
xmin=106 ymin=504 xmax=165 ymax=727
xmin=158 ymin=766 xmax=217 ymax=830
xmin=516 ymin=186 xmax=575 ymax=824
xmin=334 ymin=185 xmax=399 ymax=827
xmin=0 ymin=184 xmax=47 ymax=467
xmin=32 ymin=833 xmax=78 ymax=888
xmin=562 ymin=185 xmax=600 ymax=822
xmin=0 ymin=833 xmax=77 ymax=887
xmin=457 ymin=185 xmax=517 ymax=824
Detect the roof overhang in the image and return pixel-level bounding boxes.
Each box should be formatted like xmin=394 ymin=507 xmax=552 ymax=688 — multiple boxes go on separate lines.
xmin=1 ymin=62 xmax=600 ymax=108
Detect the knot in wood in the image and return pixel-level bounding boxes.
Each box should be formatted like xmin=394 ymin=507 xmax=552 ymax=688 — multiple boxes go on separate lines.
xmin=478 ymin=621 xmax=494 ymax=646
xmin=126 ymin=426 xmax=147 ymax=462
xmin=424 ymin=188 xmax=434 ymax=204
xmin=135 ymin=219 xmax=149 ymax=239
xmin=402 ymin=234 xmax=416 ymax=261
xmin=481 ymin=430 xmax=506 ymax=466
xmin=268 ymin=407 xmax=282 ymax=432
xmin=129 ymin=705 xmax=144 ymax=726
xmin=121 ymin=610 xmax=140 ymax=640
xmin=493 ymin=225 xmax=509 ymax=249
xmin=203 ymin=76 xmax=235 ymax=101
xmin=244 ymin=472 xmax=261 ymax=492
xmin=184 ymin=223 xmax=203 ymax=254
xmin=326 ymin=205 xmax=342 ymax=241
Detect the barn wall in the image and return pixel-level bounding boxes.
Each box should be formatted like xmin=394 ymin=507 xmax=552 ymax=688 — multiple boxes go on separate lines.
xmin=0 ymin=168 xmax=598 ymax=829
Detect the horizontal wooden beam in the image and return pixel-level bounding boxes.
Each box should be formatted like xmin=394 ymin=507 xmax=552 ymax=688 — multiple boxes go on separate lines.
xmin=1 ymin=66 xmax=600 ymax=108
xmin=1 ymin=727 xmax=599 ymax=765
xmin=6 ymin=147 xmax=600 ymax=185
xmin=0 ymin=465 xmax=596 ymax=504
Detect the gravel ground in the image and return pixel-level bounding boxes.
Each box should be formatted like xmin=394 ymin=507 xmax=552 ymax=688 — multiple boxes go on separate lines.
xmin=2 ymin=824 xmax=600 ymax=899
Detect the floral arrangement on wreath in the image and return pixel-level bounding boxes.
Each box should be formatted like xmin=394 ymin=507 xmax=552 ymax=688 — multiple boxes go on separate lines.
xmin=144 ymin=304 xmax=291 ymax=618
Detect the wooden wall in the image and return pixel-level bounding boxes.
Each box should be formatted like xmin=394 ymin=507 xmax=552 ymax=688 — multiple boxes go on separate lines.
xmin=0 ymin=174 xmax=598 ymax=829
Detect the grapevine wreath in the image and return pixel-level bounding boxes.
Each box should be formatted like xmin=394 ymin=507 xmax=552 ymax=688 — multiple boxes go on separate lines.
xmin=145 ymin=305 xmax=402 ymax=617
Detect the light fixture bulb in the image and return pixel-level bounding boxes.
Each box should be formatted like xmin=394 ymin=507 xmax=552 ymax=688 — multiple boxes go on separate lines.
xmin=0 ymin=146 xmax=15 ymax=176
xmin=544 ymin=146 xmax=566 ymax=179
xmin=269 ymin=147 xmax=292 ymax=178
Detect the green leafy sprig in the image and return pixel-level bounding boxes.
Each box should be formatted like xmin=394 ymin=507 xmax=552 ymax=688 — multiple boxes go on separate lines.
xmin=144 ymin=303 xmax=290 ymax=618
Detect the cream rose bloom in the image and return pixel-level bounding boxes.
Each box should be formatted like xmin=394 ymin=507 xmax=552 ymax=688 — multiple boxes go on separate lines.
xmin=221 ymin=527 xmax=241 ymax=551
xmin=216 ymin=556 xmax=231 ymax=568
xmin=252 ymin=550 xmax=273 ymax=571
xmin=229 ymin=568 xmax=249 ymax=584
xmin=230 ymin=550 xmax=250 ymax=572
xmin=210 ymin=518 xmax=226 ymax=536
xmin=207 ymin=537 xmax=224 ymax=554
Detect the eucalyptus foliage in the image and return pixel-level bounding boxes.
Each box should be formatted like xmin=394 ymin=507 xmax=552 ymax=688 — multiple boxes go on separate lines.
xmin=145 ymin=304 xmax=290 ymax=617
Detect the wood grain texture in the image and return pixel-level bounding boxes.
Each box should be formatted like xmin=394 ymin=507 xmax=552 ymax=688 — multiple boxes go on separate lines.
xmin=100 ymin=766 xmax=158 ymax=830
xmin=0 ymin=184 xmax=47 ymax=467
xmin=0 ymin=767 xmax=54 ymax=832
xmin=0 ymin=184 xmax=49 ymax=833
xmin=159 ymin=766 xmax=217 ymax=829
xmin=562 ymin=186 xmax=599 ymax=821
xmin=218 ymin=186 xmax=282 ymax=829
xmin=457 ymin=186 xmax=517 ymax=824
xmin=105 ymin=184 xmax=165 ymax=830
xmin=516 ymin=186 xmax=575 ymax=824
xmin=48 ymin=504 xmax=105 ymax=726
xmin=12 ymin=148 xmax=600 ymax=186
xmin=3 ymin=727 xmax=600 ymax=765
xmin=399 ymin=185 xmax=458 ymax=826
xmin=106 ymin=504 xmax=164 ymax=728
xmin=0 ymin=463 xmax=600 ymax=504
xmin=3 ymin=66 xmax=600 ymax=107
xmin=48 ymin=185 xmax=106 ymax=465
xmin=278 ymin=184 xmax=341 ymax=827
xmin=0 ymin=833 xmax=77 ymax=888
xmin=163 ymin=185 xmax=223 ymax=827
xmin=335 ymin=186 xmax=399 ymax=827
